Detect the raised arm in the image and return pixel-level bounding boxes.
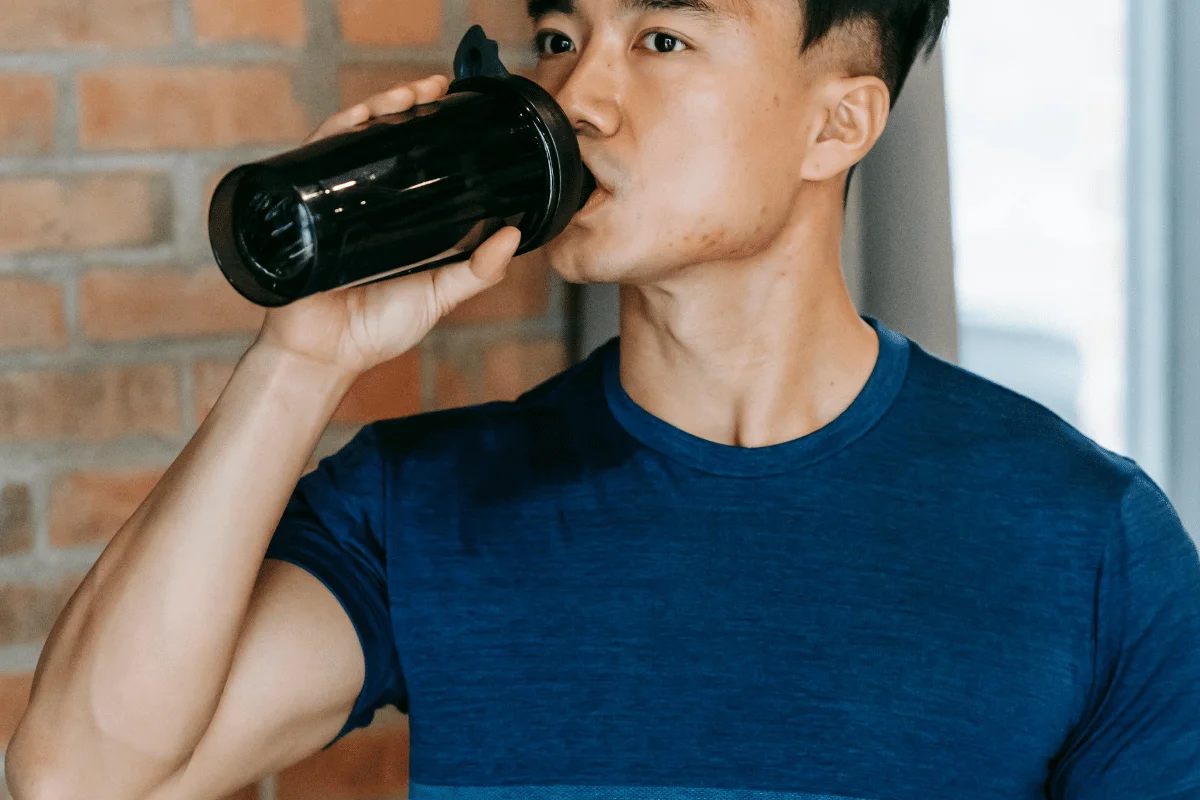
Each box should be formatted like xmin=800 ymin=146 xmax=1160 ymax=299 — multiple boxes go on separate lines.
xmin=4 ymin=73 xmax=522 ymax=800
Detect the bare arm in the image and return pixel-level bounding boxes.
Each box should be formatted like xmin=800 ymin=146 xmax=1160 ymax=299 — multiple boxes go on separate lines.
xmin=142 ymin=559 xmax=369 ymax=800
xmin=5 ymin=73 xmax=522 ymax=800
xmin=5 ymin=344 xmax=359 ymax=800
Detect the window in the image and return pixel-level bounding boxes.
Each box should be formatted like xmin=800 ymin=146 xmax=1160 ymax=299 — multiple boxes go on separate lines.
xmin=944 ymin=1 xmax=1129 ymax=454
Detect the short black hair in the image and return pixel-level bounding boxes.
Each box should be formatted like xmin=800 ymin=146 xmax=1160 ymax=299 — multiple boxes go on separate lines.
xmin=800 ymin=1 xmax=949 ymax=106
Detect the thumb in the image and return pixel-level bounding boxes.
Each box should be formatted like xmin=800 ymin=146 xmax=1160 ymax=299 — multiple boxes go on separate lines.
xmin=429 ymin=227 xmax=523 ymax=319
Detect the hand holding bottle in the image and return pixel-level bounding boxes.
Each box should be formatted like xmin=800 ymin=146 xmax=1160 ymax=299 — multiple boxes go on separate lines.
xmin=253 ymin=74 xmax=524 ymax=380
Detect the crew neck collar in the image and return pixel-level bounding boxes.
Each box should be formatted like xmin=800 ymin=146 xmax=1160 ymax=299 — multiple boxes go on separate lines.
xmin=599 ymin=315 xmax=911 ymax=477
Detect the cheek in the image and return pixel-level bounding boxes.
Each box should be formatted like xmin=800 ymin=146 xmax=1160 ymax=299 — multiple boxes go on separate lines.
xmin=634 ymin=117 xmax=795 ymax=255
xmin=543 ymin=90 xmax=803 ymax=279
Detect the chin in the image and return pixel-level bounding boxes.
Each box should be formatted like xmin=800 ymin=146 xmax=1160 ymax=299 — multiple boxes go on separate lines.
xmin=542 ymin=235 xmax=659 ymax=286
xmin=544 ymin=252 xmax=624 ymax=286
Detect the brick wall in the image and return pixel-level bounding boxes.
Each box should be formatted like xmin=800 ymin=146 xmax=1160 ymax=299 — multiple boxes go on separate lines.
xmin=0 ymin=1 xmax=561 ymax=797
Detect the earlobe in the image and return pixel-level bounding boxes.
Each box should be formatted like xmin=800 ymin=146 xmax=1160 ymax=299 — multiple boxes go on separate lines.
xmin=800 ymin=76 xmax=890 ymax=183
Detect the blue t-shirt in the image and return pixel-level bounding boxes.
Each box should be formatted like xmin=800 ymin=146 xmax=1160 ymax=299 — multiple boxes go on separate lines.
xmin=266 ymin=315 xmax=1200 ymax=800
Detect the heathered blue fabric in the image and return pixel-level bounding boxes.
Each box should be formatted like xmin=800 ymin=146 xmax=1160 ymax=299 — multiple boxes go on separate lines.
xmin=265 ymin=315 xmax=1200 ymax=800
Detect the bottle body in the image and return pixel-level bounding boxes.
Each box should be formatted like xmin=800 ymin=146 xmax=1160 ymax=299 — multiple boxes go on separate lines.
xmin=209 ymin=73 xmax=590 ymax=307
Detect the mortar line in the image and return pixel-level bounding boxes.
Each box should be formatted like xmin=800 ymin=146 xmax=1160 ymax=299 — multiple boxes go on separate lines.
xmin=0 ymin=149 xmax=286 ymax=173
xmin=179 ymin=356 xmax=198 ymax=439
xmin=444 ymin=0 xmax=472 ymax=43
xmin=301 ymin=0 xmax=347 ymax=121
xmin=28 ymin=469 xmax=52 ymax=560
xmin=61 ymin=263 xmax=81 ymax=352
xmin=172 ymin=0 xmax=197 ymax=43
xmin=0 ymin=643 xmax=46 ymax=674
xmin=0 ymin=335 xmax=256 ymax=371
xmin=0 ymin=442 xmax=189 ymax=472
xmin=172 ymin=155 xmax=209 ymax=264
xmin=52 ymin=71 xmax=76 ymax=157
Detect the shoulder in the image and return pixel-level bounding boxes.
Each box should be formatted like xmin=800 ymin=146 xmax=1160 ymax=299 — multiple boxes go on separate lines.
xmin=895 ymin=341 xmax=1146 ymax=516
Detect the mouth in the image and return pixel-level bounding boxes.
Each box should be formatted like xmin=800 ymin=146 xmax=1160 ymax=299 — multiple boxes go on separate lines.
xmin=574 ymin=162 xmax=614 ymax=219
xmin=573 ymin=155 xmax=614 ymax=209
xmin=577 ymin=184 xmax=610 ymax=217
xmin=577 ymin=165 xmax=600 ymax=211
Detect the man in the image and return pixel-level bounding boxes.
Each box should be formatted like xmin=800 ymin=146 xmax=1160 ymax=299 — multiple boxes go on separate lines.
xmin=9 ymin=0 xmax=1200 ymax=798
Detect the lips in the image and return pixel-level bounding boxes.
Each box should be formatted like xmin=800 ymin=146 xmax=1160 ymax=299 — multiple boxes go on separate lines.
xmin=577 ymin=165 xmax=600 ymax=211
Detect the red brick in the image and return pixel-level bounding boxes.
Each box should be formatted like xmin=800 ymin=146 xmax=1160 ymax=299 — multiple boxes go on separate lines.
xmin=0 ymin=174 xmax=168 ymax=255
xmin=333 ymin=353 xmax=422 ymax=424
xmin=444 ymin=249 xmax=551 ymax=324
xmin=483 ymin=338 xmax=566 ymax=402
xmin=470 ymin=0 xmax=534 ymax=46
xmin=0 ymin=672 xmax=33 ymax=748
xmin=193 ymin=359 xmax=236 ymax=426
xmin=78 ymin=67 xmax=311 ymax=151
xmin=277 ymin=723 xmax=409 ymax=800
xmin=49 ymin=469 xmax=163 ymax=549
xmin=0 ymin=365 xmax=179 ymax=442
xmin=0 ymin=74 xmax=55 ymax=155
xmin=192 ymin=0 xmax=306 ymax=45
xmin=80 ymin=266 xmax=265 ymax=342
xmin=0 ymin=0 xmax=172 ymax=51
xmin=435 ymin=360 xmax=471 ymax=410
xmin=338 ymin=64 xmax=446 ymax=108
xmin=0 ymin=485 xmax=33 ymax=557
xmin=0 ymin=277 xmax=66 ymax=351
xmin=0 ymin=574 xmax=86 ymax=646
xmin=338 ymin=0 xmax=442 ymax=46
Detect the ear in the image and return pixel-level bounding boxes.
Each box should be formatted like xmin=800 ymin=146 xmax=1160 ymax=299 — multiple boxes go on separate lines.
xmin=800 ymin=75 xmax=890 ymax=183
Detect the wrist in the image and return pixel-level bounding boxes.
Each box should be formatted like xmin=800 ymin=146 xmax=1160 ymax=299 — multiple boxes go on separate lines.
xmin=240 ymin=340 xmax=360 ymax=410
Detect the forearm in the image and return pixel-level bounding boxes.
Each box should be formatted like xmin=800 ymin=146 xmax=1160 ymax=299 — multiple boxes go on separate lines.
xmin=10 ymin=342 xmax=357 ymax=795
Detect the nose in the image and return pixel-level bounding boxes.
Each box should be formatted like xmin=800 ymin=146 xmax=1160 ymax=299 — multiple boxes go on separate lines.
xmin=551 ymin=39 xmax=623 ymax=139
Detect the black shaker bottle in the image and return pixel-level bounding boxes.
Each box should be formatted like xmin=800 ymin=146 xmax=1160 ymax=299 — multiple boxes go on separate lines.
xmin=208 ymin=25 xmax=595 ymax=307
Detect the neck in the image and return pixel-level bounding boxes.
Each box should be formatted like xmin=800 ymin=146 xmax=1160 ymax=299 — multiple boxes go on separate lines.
xmin=616 ymin=194 xmax=879 ymax=449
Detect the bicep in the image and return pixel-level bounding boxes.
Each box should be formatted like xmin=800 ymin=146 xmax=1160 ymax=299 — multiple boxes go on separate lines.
xmin=146 ymin=559 xmax=365 ymax=800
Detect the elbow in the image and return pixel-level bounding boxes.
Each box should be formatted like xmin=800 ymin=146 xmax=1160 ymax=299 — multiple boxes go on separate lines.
xmin=5 ymin=721 xmax=74 ymax=800
xmin=6 ymin=710 xmax=179 ymax=800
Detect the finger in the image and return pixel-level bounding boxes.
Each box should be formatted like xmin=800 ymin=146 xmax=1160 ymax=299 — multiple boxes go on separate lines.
xmin=361 ymin=84 xmax=417 ymax=119
xmin=429 ymin=227 xmax=523 ymax=319
xmin=305 ymin=76 xmax=449 ymax=144
xmin=365 ymin=74 xmax=449 ymax=117
xmin=304 ymin=103 xmax=370 ymax=144
xmin=412 ymin=74 xmax=451 ymax=104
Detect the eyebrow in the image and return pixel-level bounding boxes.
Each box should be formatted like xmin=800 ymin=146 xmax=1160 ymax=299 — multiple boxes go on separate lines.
xmin=527 ymin=0 xmax=730 ymax=23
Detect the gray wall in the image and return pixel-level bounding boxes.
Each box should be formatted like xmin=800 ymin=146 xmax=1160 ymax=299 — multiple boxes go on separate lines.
xmin=855 ymin=44 xmax=959 ymax=365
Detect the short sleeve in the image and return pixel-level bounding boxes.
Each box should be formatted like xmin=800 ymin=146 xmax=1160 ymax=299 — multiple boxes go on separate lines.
xmin=264 ymin=424 xmax=407 ymax=750
xmin=1050 ymin=469 xmax=1200 ymax=798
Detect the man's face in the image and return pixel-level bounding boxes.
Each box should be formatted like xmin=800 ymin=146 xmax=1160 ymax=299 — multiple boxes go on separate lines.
xmin=530 ymin=0 xmax=818 ymax=285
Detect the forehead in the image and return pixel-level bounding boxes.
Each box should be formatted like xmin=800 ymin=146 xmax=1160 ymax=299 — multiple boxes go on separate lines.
xmin=526 ymin=0 xmax=755 ymax=24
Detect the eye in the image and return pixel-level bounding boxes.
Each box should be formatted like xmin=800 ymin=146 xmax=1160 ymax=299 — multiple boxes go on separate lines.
xmin=533 ymin=31 xmax=575 ymax=57
xmin=532 ymin=29 xmax=690 ymax=58
xmin=640 ymin=31 xmax=689 ymax=53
